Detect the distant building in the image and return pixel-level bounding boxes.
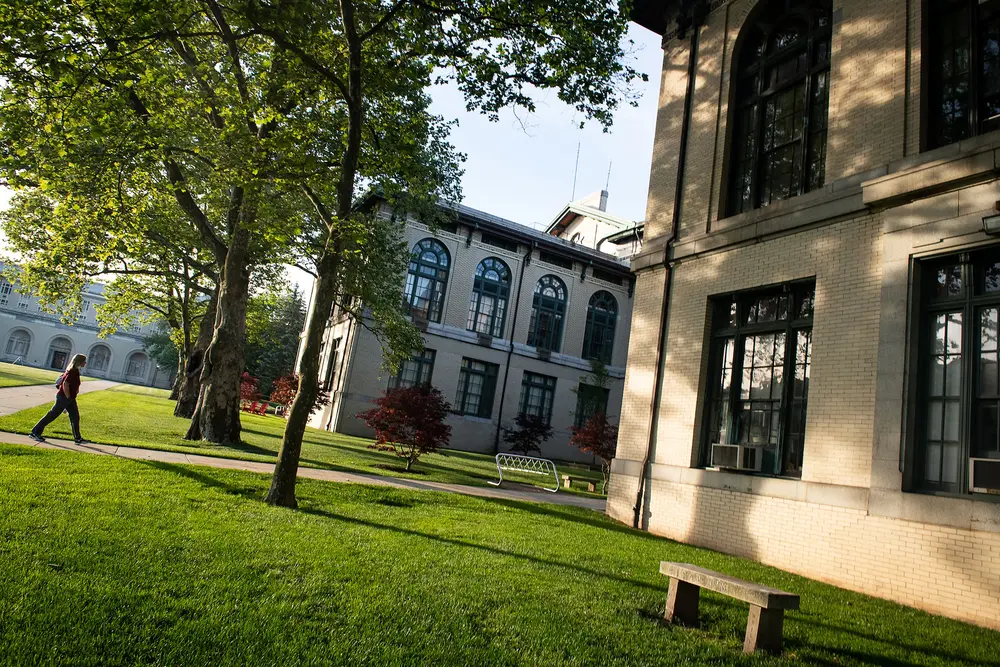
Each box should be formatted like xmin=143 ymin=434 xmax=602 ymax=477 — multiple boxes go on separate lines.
xmin=0 ymin=264 xmax=171 ymax=387
xmin=304 ymin=192 xmax=638 ymax=463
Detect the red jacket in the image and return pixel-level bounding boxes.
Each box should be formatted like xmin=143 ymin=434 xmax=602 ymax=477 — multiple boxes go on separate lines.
xmin=59 ymin=368 xmax=81 ymax=399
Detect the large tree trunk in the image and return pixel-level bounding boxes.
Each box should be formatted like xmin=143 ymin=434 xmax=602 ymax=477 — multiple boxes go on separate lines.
xmin=168 ymin=362 xmax=183 ymax=400
xmin=266 ymin=256 xmax=338 ymax=507
xmin=175 ymin=289 xmax=218 ymax=418
xmin=186 ymin=228 xmax=251 ymax=444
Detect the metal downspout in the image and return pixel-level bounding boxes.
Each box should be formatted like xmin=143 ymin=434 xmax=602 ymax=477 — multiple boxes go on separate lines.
xmin=633 ymin=17 xmax=703 ymax=529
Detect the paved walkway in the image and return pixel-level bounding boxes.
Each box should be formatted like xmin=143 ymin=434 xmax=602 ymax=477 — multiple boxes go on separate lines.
xmin=0 ymin=383 xmax=605 ymax=512
xmin=0 ymin=380 xmax=121 ymax=416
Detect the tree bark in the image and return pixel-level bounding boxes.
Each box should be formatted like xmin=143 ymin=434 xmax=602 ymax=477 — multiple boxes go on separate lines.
xmin=175 ymin=289 xmax=218 ymax=418
xmin=168 ymin=362 xmax=182 ymax=400
xmin=266 ymin=256 xmax=338 ymax=507
xmin=186 ymin=227 xmax=251 ymax=443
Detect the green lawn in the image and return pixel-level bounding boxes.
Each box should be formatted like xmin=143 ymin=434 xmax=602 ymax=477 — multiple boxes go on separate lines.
xmin=0 ymin=362 xmax=101 ymax=388
xmin=0 ymin=385 xmax=604 ymax=495
xmin=0 ymin=445 xmax=995 ymax=666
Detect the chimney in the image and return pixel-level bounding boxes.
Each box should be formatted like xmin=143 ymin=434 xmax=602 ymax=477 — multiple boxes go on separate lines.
xmin=577 ymin=189 xmax=609 ymax=212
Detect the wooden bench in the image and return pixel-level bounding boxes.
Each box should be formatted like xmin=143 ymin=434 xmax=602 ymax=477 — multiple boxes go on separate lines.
xmin=660 ymin=562 xmax=799 ymax=654
xmin=561 ymin=474 xmax=596 ymax=492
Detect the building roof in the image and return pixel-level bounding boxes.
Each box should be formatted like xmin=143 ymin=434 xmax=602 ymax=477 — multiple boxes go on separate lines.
xmin=603 ymin=223 xmax=645 ymax=245
xmin=543 ymin=202 xmax=635 ymax=239
xmin=631 ymin=0 xmax=676 ymax=35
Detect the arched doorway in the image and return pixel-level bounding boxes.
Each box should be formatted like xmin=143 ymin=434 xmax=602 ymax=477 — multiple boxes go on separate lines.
xmin=46 ymin=336 xmax=73 ymax=370
xmin=87 ymin=344 xmax=112 ymax=377
xmin=3 ymin=329 xmax=31 ymax=362
xmin=124 ymin=351 xmax=150 ymax=384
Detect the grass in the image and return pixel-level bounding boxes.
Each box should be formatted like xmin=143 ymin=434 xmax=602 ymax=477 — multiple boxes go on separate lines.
xmin=0 ymin=445 xmax=996 ymax=666
xmin=0 ymin=385 xmax=605 ymax=495
xmin=0 ymin=362 xmax=101 ymax=388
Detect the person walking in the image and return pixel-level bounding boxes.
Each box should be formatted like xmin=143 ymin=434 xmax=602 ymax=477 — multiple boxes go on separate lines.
xmin=29 ymin=353 xmax=87 ymax=444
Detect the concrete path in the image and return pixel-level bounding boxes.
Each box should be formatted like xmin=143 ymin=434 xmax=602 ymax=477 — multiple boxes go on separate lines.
xmin=0 ymin=380 xmax=121 ymax=416
xmin=0 ymin=429 xmax=606 ymax=512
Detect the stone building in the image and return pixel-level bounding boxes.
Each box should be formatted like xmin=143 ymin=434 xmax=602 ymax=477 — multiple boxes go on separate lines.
xmin=613 ymin=0 xmax=1000 ymax=628
xmin=0 ymin=264 xmax=170 ymax=387
xmin=306 ymin=194 xmax=636 ymax=463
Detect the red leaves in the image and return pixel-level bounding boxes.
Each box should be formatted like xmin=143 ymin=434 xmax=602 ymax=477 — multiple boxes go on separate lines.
xmin=357 ymin=385 xmax=452 ymax=470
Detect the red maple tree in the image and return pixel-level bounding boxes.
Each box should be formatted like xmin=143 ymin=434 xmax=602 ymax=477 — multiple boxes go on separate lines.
xmin=569 ymin=412 xmax=619 ymax=493
xmin=240 ymin=372 xmax=260 ymax=402
xmin=357 ymin=385 xmax=452 ymax=471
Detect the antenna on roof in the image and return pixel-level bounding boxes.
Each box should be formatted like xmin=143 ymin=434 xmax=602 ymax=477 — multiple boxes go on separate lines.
xmin=571 ymin=142 xmax=581 ymax=200
xmin=605 ymin=160 xmax=612 ymax=190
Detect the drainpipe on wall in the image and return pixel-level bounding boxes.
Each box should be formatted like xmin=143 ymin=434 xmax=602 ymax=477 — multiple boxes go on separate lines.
xmin=632 ymin=6 xmax=705 ymax=530
xmin=493 ymin=242 xmax=536 ymax=453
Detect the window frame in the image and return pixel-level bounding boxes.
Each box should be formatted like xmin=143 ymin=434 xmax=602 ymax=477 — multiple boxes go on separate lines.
xmin=923 ymin=0 xmax=1000 ymax=151
xmin=910 ymin=249 xmax=1000 ymax=497
xmin=403 ymin=238 xmax=450 ymax=323
xmin=454 ymin=357 xmax=500 ymax=418
xmin=582 ymin=290 xmax=619 ymax=363
xmin=467 ymin=257 xmax=511 ymax=338
xmin=700 ymin=280 xmax=816 ymax=479
xmin=574 ymin=383 xmax=611 ymax=429
xmin=519 ymin=371 xmax=557 ymax=425
xmin=389 ymin=348 xmax=436 ymax=389
xmin=723 ymin=0 xmax=832 ymax=217
xmin=527 ymin=275 xmax=568 ymax=352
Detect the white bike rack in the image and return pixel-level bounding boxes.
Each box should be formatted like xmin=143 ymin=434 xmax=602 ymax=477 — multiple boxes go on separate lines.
xmin=488 ymin=453 xmax=560 ymax=493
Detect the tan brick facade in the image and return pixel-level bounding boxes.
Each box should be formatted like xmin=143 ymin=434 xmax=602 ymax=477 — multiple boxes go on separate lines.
xmin=617 ymin=0 xmax=1000 ymax=629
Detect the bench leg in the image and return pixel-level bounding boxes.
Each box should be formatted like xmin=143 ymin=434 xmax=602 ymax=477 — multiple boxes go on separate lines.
xmin=664 ymin=579 xmax=699 ymax=626
xmin=587 ymin=481 xmax=597 ymax=493
xmin=744 ymin=605 xmax=784 ymax=654
xmin=562 ymin=477 xmax=571 ymax=488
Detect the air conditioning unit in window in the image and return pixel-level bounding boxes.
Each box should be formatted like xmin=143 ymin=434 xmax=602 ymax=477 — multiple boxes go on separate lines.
xmin=711 ymin=444 xmax=763 ymax=472
xmin=970 ymin=458 xmax=1000 ymax=495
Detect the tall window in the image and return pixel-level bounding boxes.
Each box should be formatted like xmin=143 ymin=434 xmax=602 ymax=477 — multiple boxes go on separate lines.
xmin=323 ymin=338 xmax=341 ymax=391
xmin=4 ymin=329 xmax=30 ymax=358
xmin=0 ymin=281 xmax=11 ymax=306
xmin=403 ymin=238 xmax=450 ymax=322
xmin=914 ymin=249 xmax=1000 ymax=494
xmin=583 ymin=291 xmax=618 ymax=363
xmin=455 ymin=358 xmax=499 ymax=418
xmin=575 ymin=384 xmax=610 ymax=428
xmin=467 ymin=258 xmax=510 ymax=337
xmin=727 ymin=0 xmax=831 ymax=215
xmin=125 ymin=352 xmax=149 ymax=380
xmin=88 ymin=345 xmax=111 ymax=373
xmin=519 ymin=371 xmax=557 ymax=425
xmin=703 ymin=282 xmax=815 ymax=478
xmin=527 ymin=275 xmax=567 ymax=352
xmin=927 ymin=1 xmax=1000 ymax=149
xmin=390 ymin=349 xmax=436 ymax=389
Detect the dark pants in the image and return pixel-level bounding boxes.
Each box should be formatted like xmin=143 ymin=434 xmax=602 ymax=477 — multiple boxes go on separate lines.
xmin=32 ymin=394 xmax=82 ymax=441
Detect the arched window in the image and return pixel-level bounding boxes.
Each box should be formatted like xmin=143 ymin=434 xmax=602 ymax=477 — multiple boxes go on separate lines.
xmin=926 ymin=1 xmax=1000 ymax=149
xmin=88 ymin=344 xmax=112 ymax=374
xmin=527 ymin=275 xmax=567 ymax=352
xmin=4 ymin=329 xmax=30 ymax=361
xmin=403 ymin=238 xmax=450 ymax=322
xmin=583 ymin=291 xmax=618 ymax=363
xmin=467 ymin=258 xmax=511 ymax=337
xmin=47 ymin=336 xmax=72 ymax=370
xmin=124 ymin=351 xmax=149 ymax=382
xmin=727 ymin=0 xmax=831 ymax=216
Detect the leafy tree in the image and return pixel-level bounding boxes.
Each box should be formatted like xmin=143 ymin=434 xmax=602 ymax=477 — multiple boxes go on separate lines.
xmin=266 ymin=0 xmax=644 ymax=508
xmin=357 ymin=385 xmax=452 ymax=472
xmin=144 ymin=323 xmax=181 ymax=395
xmin=503 ymin=413 xmax=554 ymax=456
xmin=269 ymin=374 xmax=299 ymax=409
xmin=244 ymin=285 xmax=306 ymax=396
xmin=240 ymin=372 xmax=260 ymax=402
xmin=569 ymin=412 xmax=618 ymax=493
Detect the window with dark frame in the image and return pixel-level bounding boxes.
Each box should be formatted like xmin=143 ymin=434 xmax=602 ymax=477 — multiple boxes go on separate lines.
xmin=592 ymin=268 xmax=624 ymax=286
xmin=454 ymin=358 xmax=499 ymax=418
xmin=575 ymin=384 xmax=610 ymax=428
xmin=322 ymin=337 xmax=341 ymax=392
xmin=538 ymin=250 xmax=574 ymax=270
xmin=467 ymin=258 xmax=511 ymax=338
xmin=927 ymin=0 xmax=1000 ymax=150
xmin=480 ymin=232 xmax=519 ymax=254
xmin=527 ymin=275 xmax=567 ymax=352
xmin=726 ymin=0 xmax=831 ymax=216
xmin=703 ymin=282 xmax=815 ymax=478
xmin=403 ymin=238 xmax=450 ymax=322
xmin=914 ymin=249 xmax=1000 ymax=495
xmin=583 ymin=290 xmax=618 ymax=363
xmin=519 ymin=371 xmax=557 ymax=425
xmin=389 ymin=349 xmax=436 ymax=389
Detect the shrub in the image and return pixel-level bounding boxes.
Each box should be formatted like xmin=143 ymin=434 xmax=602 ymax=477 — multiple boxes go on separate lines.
xmin=240 ymin=372 xmax=260 ymax=402
xmin=357 ymin=385 xmax=452 ymax=471
xmin=569 ymin=412 xmax=618 ymax=493
xmin=502 ymin=412 xmax=553 ymax=456
xmin=268 ymin=373 xmax=329 ymax=415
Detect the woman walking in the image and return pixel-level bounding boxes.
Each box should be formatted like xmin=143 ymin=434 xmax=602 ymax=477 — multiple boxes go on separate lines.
xmin=29 ymin=353 xmax=87 ymax=444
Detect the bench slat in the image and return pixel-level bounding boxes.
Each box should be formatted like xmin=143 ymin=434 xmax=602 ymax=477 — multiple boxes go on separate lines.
xmin=660 ymin=562 xmax=799 ymax=611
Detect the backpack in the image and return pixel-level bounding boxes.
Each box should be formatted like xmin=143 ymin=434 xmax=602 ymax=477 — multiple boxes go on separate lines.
xmin=55 ymin=372 xmax=66 ymax=389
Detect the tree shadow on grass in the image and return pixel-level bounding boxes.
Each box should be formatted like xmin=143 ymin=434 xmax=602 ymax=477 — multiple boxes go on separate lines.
xmin=481 ymin=497 xmax=664 ymax=541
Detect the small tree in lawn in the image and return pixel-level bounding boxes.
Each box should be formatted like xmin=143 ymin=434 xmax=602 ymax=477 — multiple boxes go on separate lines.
xmin=240 ymin=373 xmax=260 ymax=403
xmin=570 ymin=412 xmax=619 ymax=494
xmin=503 ymin=413 xmax=554 ymax=456
xmin=358 ymin=386 xmax=452 ymax=471
xmin=269 ymin=374 xmax=299 ymax=410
